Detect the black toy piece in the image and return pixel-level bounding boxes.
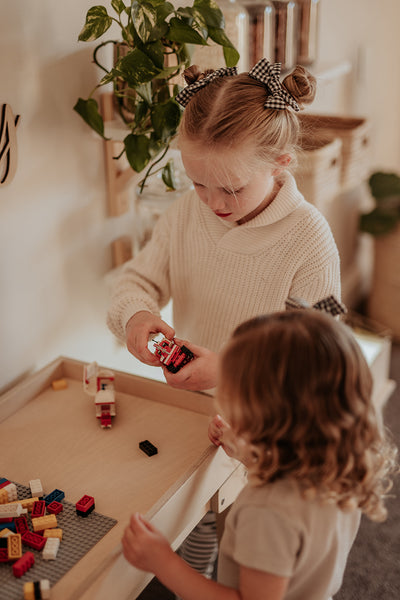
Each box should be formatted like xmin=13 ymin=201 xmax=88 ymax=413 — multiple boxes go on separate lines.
xmin=139 ymin=440 xmax=158 ymax=457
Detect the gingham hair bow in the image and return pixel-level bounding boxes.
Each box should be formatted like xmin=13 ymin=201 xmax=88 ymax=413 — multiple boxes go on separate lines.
xmin=285 ymin=295 xmax=347 ymax=317
xmin=249 ymin=58 xmax=300 ymax=112
xmin=175 ymin=67 xmax=238 ymax=107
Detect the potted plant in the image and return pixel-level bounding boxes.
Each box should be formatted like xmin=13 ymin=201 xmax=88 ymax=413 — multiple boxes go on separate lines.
xmin=360 ymin=171 xmax=400 ymax=338
xmin=74 ymin=0 xmax=239 ymax=192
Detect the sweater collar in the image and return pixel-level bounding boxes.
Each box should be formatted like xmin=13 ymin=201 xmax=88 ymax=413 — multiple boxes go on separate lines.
xmin=205 ymin=171 xmax=305 ymax=230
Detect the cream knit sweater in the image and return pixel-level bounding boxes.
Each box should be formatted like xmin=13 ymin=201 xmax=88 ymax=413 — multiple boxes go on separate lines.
xmin=107 ymin=171 xmax=341 ymax=352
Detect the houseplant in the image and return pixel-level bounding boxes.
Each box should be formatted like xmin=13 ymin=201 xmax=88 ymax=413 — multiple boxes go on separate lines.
xmin=360 ymin=171 xmax=400 ymax=338
xmin=74 ymin=0 xmax=239 ymax=192
xmin=360 ymin=171 xmax=400 ymax=236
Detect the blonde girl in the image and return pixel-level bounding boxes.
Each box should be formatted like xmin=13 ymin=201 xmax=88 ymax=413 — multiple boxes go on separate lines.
xmin=122 ymin=310 xmax=397 ymax=600
xmin=107 ymin=59 xmax=340 ymax=393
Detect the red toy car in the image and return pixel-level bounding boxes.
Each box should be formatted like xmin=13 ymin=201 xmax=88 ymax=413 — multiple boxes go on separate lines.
xmin=153 ymin=338 xmax=195 ymax=373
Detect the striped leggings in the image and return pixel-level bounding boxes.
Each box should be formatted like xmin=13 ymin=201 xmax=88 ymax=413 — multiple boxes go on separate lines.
xmin=177 ymin=510 xmax=218 ymax=582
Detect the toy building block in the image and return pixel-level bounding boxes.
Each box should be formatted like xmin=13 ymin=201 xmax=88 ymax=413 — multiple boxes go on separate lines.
xmin=23 ymin=579 xmax=51 ymax=600
xmin=153 ymin=337 xmax=195 ymax=373
xmin=139 ymin=440 xmax=158 ymax=457
xmin=31 ymin=514 xmax=57 ymax=532
xmin=22 ymin=531 xmax=46 ymax=551
xmin=0 ymin=548 xmax=9 ymax=562
xmin=15 ymin=516 xmax=29 ymax=535
xmin=43 ymin=536 xmax=60 ymax=560
xmin=7 ymin=533 xmax=22 ymax=560
xmin=46 ymin=500 xmax=63 ymax=515
xmin=44 ymin=488 xmax=64 ymax=505
xmin=76 ymin=494 xmax=95 ymax=517
xmin=29 ymin=479 xmax=44 ymax=499
xmin=0 ymin=521 xmax=16 ymax=532
xmin=0 ymin=502 xmax=28 ymax=520
xmin=43 ymin=527 xmax=63 ymax=540
xmin=0 ymin=481 xmax=17 ymax=502
xmin=0 ymin=527 xmax=13 ymax=537
xmin=12 ymin=550 xmax=35 ymax=577
xmin=10 ymin=497 xmax=39 ymax=512
xmin=51 ymin=378 xmax=68 ymax=390
xmin=31 ymin=500 xmax=46 ymax=518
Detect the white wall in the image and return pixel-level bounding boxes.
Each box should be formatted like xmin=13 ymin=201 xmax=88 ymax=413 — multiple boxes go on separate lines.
xmin=1 ymin=0 xmax=399 ymax=391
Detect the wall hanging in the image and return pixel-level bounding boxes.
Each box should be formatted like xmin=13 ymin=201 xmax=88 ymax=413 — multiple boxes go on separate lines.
xmin=0 ymin=103 xmax=20 ymax=187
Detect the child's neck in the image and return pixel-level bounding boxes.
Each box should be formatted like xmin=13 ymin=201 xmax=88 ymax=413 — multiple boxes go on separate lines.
xmin=237 ymin=179 xmax=281 ymax=225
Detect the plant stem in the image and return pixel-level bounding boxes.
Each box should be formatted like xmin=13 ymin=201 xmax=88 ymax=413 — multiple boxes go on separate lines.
xmin=138 ymin=144 xmax=171 ymax=195
xmin=93 ymin=40 xmax=117 ymax=74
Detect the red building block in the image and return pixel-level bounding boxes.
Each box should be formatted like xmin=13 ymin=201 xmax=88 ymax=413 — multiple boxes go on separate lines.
xmin=14 ymin=516 xmax=29 ymax=535
xmin=0 ymin=548 xmax=8 ymax=562
xmin=75 ymin=494 xmax=95 ymax=517
xmin=46 ymin=501 xmax=63 ymax=515
xmin=31 ymin=500 xmax=46 ymax=518
xmin=22 ymin=531 xmax=46 ymax=551
xmin=13 ymin=551 xmax=35 ymax=577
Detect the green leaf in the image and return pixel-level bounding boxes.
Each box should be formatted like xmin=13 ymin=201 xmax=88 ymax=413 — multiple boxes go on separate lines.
xmin=193 ymin=0 xmax=224 ymax=29
xmin=223 ymin=45 xmax=240 ymax=68
xmin=151 ymin=100 xmax=181 ymax=142
xmin=116 ymin=48 xmax=161 ymax=86
xmin=168 ymin=17 xmax=207 ymax=45
xmin=369 ymin=172 xmax=400 ymax=199
xmin=154 ymin=1 xmax=175 ymax=23
xmin=359 ymin=208 xmax=398 ymax=236
xmin=78 ymin=6 xmax=113 ymax=42
xmin=131 ymin=1 xmax=166 ymax=43
xmin=140 ymin=39 xmax=165 ymax=69
xmin=162 ymin=161 xmax=177 ymax=190
xmin=124 ymin=133 xmax=151 ymax=172
xmin=111 ymin=0 xmax=126 ymax=15
xmin=208 ymin=27 xmax=239 ymax=66
xmin=135 ymin=82 xmax=152 ymax=104
xmin=73 ymin=98 xmax=108 ymax=139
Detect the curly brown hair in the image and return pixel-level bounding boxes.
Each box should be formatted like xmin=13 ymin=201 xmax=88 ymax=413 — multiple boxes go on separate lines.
xmin=218 ymin=310 xmax=398 ymax=521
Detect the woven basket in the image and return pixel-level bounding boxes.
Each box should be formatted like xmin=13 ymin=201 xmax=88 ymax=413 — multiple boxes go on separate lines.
xmin=368 ymin=224 xmax=400 ymax=340
xmin=298 ymin=114 xmax=371 ymax=191
xmin=295 ymin=135 xmax=342 ymax=208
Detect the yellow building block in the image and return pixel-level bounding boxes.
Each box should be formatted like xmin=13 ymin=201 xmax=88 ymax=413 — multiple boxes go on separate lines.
xmin=10 ymin=497 xmax=38 ymax=512
xmin=7 ymin=533 xmax=22 ymax=560
xmin=51 ymin=378 xmax=68 ymax=390
xmin=31 ymin=514 xmax=57 ymax=532
xmin=0 ymin=488 xmax=8 ymax=504
xmin=43 ymin=527 xmax=63 ymax=540
xmin=0 ymin=528 xmax=13 ymax=537
xmin=23 ymin=579 xmax=50 ymax=600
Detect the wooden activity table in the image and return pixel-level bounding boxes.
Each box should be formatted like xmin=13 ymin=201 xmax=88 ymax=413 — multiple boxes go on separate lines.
xmin=0 ymin=357 xmax=244 ymax=599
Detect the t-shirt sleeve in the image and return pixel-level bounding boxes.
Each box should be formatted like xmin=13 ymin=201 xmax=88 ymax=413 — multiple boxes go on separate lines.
xmin=232 ymin=505 xmax=302 ymax=577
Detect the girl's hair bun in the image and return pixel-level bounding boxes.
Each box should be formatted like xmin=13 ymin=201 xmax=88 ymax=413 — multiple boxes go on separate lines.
xmin=282 ymin=65 xmax=317 ymax=108
xmin=183 ymin=65 xmax=215 ymax=85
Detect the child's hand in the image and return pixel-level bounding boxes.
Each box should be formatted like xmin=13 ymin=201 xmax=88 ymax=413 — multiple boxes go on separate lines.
xmin=125 ymin=311 xmax=175 ymax=366
xmin=122 ymin=513 xmax=173 ymax=574
xmin=162 ymin=340 xmax=218 ymax=391
xmin=208 ymin=414 xmax=229 ymax=446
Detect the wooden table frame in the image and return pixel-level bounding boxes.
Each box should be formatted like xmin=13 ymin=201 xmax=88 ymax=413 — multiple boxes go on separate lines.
xmin=0 ymin=357 xmax=245 ymax=600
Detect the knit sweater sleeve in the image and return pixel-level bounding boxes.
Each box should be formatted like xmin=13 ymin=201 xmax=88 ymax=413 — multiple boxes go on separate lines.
xmin=106 ymin=208 xmax=173 ymax=343
xmin=287 ymin=208 xmax=341 ymax=305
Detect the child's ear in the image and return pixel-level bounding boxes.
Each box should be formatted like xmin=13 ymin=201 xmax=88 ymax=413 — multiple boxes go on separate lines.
xmin=273 ymin=153 xmax=292 ymax=175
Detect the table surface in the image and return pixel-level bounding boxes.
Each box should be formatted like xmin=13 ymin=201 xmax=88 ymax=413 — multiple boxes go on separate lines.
xmin=0 ymin=357 xmax=238 ymax=600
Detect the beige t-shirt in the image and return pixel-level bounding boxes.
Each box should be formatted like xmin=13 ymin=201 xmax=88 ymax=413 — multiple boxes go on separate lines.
xmin=218 ymin=479 xmax=361 ymax=600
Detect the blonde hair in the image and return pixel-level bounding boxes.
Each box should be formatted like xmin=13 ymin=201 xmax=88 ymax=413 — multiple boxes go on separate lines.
xmin=218 ymin=310 xmax=398 ymax=521
xmin=179 ymin=64 xmax=316 ymax=168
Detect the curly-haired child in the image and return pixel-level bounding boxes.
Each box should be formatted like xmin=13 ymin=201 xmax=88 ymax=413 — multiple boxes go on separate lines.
xmin=122 ymin=309 xmax=397 ymax=600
